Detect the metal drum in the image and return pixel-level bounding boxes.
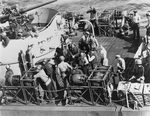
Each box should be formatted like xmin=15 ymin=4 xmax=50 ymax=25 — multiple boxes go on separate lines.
xmin=98 ymin=11 xmax=113 ymax=25
xmin=70 ymin=74 xmax=87 ymax=85
xmin=7 ymin=75 xmax=21 ymax=86
xmin=90 ymin=72 xmax=104 ymax=86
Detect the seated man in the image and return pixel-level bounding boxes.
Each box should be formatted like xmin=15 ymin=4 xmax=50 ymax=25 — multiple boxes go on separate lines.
xmin=116 ymin=55 xmax=126 ymax=81
xmin=129 ymin=59 xmax=145 ymax=83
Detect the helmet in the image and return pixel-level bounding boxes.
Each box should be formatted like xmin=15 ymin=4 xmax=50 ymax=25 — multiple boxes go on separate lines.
xmin=32 ymin=26 xmax=37 ymax=32
xmin=136 ymin=59 xmax=142 ymax=65
xmin=59 ymin=55 xmax=65 ymax=61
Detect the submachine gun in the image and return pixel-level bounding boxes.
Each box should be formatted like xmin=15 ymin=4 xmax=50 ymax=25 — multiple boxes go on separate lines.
xmin=0 ymin=0 xmax=57 ymax=39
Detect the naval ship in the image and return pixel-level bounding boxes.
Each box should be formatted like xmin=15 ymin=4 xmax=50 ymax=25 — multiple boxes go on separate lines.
xmin=0 ymin=0 xmax=150 ymax=116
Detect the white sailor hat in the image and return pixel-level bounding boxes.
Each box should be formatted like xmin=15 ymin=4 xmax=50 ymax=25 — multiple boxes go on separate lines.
xmin=136 ymin=59 xmax=142 ymax=65
xmin=6 ymin=64 xmax=10 ymax=69
xmin=116 ymin=54 xmax=121 ymax=58
xmin=85 ymin=31 xmax=90 ymax=35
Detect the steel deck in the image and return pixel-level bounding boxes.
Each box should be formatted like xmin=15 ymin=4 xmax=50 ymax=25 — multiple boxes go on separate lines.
xmin=1 ymin=29 xmax=150 ymax=116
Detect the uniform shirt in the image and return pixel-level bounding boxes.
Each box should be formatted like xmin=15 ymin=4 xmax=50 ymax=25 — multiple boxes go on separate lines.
xmin=142 ymin=49 xmax=150 ymax=69
xmin=133 ymin=65 xmax=144 ymax=79
xmin=116 ymin=58 xmax=126 ymax=70
xmin=57 ymin=61 xmax=72 ymax=75
xmin=34 ymin=69 xmax=49 ymax=83
xmin=90 ymin=12 xmax=96 ymax=20
xmin=89 ymin=9 xmax=97 ymax=20
xmin=43 ymin=62 xmax=53 ymax=77
xmin=144 ymin=35 xmax=150 ymax=45
xmin=56 ymin=14 xmax=63 ymax=30
xmin=103 ymin=57 xmax=109 ymax=66
xmin=90 ymin=36 xmax=99 ymax=50
xmin=133 ymin=13 xmax=141 ymax=24
xmin=100 ymin=46 xmax=107 ymax=59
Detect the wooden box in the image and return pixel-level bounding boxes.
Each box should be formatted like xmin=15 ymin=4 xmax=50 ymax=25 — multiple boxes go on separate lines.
xmin=143 ymin=84 xmax=150 ymax=106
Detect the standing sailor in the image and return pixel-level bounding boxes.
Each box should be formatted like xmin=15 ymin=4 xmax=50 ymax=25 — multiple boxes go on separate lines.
xmin=56 ymin=56 xmax=72 ymax=106
xmin=132 ymin=10 xmax=141 ymax=41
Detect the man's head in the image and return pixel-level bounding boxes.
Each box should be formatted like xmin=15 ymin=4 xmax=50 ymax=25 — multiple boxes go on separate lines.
xmin=35 ymin=64 xmax=42 ymax=72
xmin=59 ymin=55 xmax=65 ymax=61
xmin=42 ymin=59 xmax=47 ymax=64
xmin=32 ymin=25 xmax=37 ymax=32
xmin=135 ymin=59 xmax=142 ymax=65
xmin=5 ymin=64 xmax=11 ymax=70
xmin=116 ymin=54 xmax=121 ymax=60
xmin=133 ymin=10 xmax=137 ymax=15
xmin=84 ymin=31 xmax=90 ymax=37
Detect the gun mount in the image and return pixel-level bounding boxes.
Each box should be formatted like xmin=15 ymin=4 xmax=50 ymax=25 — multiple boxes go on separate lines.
xmin=0 ymin=0 xmax=57 ymax=39
xmin=0 ymin=0 xmax=57 ymax=23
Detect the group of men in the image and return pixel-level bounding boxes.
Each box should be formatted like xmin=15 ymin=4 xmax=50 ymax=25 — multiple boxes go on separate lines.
xmin=31 ymin=28 xmax=110 ymax=105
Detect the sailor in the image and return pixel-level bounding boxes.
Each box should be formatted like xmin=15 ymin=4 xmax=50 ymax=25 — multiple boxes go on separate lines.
xmin=33 ymin=64 xmax=54 ymax=103
xmin=132 ymin=10 xmax=141 ymax=40
xmin=30 ymin=25 xmax=39 ymax=38
xmin=79 ymin=31 xmax=99 ymax=53
xmin=86 ymin=6 xmax=98 ymax=35
xmin=144 ymin=25 xmax=150 ymax=46
xmin=87 ymin=7 xmax=97 ymax=25
xmin=146 ymin=11 xmax=150 ymax=29
xmin=0 ymin=27 xmax=10 ymax=47
xmin=57 ymin=56 xmax=72 ymax=81
xmin=42 ymin=59 xmax=57 ymax=99
xmin=88 ymin=50 xmax=98 ymax=69
xmin=5 ymin=65 xmax=14 ymax=86
xmin=56 ymin=13 xmax=63 ymax=30
xmin=120 ymin=10 xmax=129 ymax=36
xmin=100 ymin=45 xmax=108 ymax=66
xmin=142 ymin=45 xmax=150 ymax=82
xmin=67 ymin=42 xmax=80 ymax=65
xmin=78 ymin=31 xmax=91 ymax=53
xmin=115 ymin=55 xmax=126 ymax=81
xmin=89 ymin=34 xmax=99 ymax=51
xmin=78 ymin=52 xmax=90 ymax=75
xmin=129 ymin=59 xmax=145 ymax=83
xmin=56 ymin=55 xmax=72 ymax=106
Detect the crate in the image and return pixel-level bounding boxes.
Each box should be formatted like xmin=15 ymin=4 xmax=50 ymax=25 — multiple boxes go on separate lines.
xmin=143 ymin=84 xmax=150 ymax=106
xmin=117 ymin=82 xmax=144 ymax=107
xmin=129 ymin=83 xmax=144 ymax=106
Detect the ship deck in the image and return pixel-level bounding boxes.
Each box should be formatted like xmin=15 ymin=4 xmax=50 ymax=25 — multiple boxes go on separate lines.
xmin=1 ymin=28 xmax=150 ymax=116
